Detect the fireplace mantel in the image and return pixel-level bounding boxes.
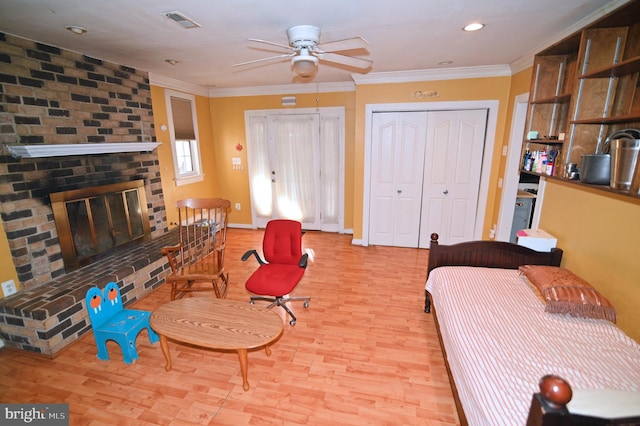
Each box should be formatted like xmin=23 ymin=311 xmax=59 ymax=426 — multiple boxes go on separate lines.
xmin=5 ymin=142 xmax=161 ymax=158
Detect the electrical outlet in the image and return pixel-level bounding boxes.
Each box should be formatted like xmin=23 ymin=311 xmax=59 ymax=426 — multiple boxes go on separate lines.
xmin=2 ymin=279 xmax=18 ymax=297
xmin=235 ymin=203 xmax=241 ymax=211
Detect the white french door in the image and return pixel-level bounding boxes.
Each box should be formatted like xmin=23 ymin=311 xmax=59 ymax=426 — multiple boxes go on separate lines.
xmin=245 ymin=108 xmax=344 ymax=231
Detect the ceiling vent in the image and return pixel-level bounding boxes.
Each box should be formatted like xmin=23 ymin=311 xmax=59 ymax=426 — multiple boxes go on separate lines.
xmin=162 ymin=11 xmax=201 ymax=29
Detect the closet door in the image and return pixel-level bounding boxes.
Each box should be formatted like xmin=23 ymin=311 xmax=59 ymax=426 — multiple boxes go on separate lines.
xmin=418 ymin=109 xmax=487 ymax=246
xmin=368 ymin=112 xmax=428 ymax=247
xmin=368 ymin=109 xmax=488 ymax=248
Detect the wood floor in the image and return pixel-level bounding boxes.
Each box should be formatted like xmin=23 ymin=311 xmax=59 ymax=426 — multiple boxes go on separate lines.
xmin=0 ymin=228 xmax=459 ymax=425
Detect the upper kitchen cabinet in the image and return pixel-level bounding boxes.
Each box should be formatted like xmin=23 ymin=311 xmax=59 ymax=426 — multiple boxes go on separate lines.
xmin=567 ymin=23 xmax=640 ymax=163
xmin=523 ymin=35 xmax=580 ymax=177
xmin=522 ymin=0 xmax=640 ymax=197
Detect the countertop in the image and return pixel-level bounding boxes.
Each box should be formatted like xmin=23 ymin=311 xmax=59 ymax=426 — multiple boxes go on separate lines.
xmin=517 ymin=190 xmax=536 ymax=199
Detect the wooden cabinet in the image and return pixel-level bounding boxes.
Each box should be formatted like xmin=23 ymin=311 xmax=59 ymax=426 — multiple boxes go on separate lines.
xmin=522 ymin=1 xmax=640 ymax=197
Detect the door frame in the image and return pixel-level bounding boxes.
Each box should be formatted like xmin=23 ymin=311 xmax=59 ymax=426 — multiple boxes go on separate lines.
xmin=496 ymin=93 xmax=528 ymax=241
xmin=361 ymin=100 xmax=499 ymax=246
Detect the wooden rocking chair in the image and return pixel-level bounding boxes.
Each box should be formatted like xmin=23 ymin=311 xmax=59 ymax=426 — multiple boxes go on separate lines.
xmin=161 ymin=198 xmax=231 ymax=300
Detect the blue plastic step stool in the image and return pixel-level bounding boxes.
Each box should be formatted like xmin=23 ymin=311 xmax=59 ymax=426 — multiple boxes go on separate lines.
xmin=85 ymin=282 xmax=159 ymax=364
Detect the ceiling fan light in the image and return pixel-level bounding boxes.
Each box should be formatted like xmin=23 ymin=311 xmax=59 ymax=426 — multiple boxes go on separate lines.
xmin=292 ymin=55 xmax=318 ymax=77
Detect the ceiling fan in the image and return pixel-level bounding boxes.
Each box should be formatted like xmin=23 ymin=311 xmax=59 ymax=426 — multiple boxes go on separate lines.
xmin=233 ymin=25 xmax=372 ymax=77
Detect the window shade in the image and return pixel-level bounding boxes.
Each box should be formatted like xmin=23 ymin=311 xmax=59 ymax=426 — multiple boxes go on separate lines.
xmin=170 ymin=97 xmax=196 ymax=139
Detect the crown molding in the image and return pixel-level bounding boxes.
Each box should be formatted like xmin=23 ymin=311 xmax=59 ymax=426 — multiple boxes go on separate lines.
xmin=148 ymin=73 xmax=211 ymax=97
xmin=208 ymin=81 xmax=356 ymax=97
xmin=352 ymin=65 xmax=512 ymax=85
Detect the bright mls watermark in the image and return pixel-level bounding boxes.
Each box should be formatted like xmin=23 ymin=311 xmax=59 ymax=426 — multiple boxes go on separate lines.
xmin=1 ymin=404 xmax=69 ymax=425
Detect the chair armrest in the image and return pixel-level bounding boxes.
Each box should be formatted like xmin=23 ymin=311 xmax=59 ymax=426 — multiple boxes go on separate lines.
xmin=241 ymin=249 xmax=266 ymax=265
xmin=161 ymin=243 xmax=181 ymax=253
xmin=299 ymin=253 xmax=308 ymax=269
xmin=161 ymin=243 xmax=183 ymax=272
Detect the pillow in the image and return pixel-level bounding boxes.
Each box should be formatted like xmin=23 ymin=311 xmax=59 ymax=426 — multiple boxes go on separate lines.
xmin=518 ymin=265 xmax=617 ymax=323
xmin=519 ymin=275 xmax=546 ymax=304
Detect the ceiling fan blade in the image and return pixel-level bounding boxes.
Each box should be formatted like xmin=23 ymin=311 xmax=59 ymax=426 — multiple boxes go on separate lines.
xmin=317 ymin=37 xmax=369 ymax=52
xmin=318 ymin=52 xmax=373 ymax=69
xmin=232 ymin=52 xmax=295 ymax=67
xmin=247 ymin=38 xmax=293 ymax=51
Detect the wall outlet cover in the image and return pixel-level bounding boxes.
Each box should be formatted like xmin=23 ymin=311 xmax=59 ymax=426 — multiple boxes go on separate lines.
xmin=1 ymin=279 xmax=17 ymax=296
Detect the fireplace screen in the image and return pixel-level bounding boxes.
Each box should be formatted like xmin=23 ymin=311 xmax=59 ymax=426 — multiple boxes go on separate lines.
xmin=51 ymin=180 xmax=150 ymax=271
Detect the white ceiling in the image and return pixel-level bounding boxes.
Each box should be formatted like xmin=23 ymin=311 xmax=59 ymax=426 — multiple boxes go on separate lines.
xmin=0 ymin=0 xmax=630 ymax=92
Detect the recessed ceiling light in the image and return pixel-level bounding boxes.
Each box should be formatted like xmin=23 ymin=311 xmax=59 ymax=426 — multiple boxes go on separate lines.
xmin=65 ymin=26 xmax=87 ymax=35
xmin=165 ymin=59 xmax=178 ymax=66
xmin=438 ymin=60 xmax=454 ymax=65
xmin=463 ymin=23 xmax=485 ymax=32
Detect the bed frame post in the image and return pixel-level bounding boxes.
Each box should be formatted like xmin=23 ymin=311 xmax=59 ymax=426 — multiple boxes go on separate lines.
xmin=526 ymin=375 xmax=572 ymax=426
xmin=424 ymin=233 xmax=440 ymax=313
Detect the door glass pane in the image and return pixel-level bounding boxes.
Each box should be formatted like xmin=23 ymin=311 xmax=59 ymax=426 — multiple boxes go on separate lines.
xmin=247 ymin=116 xmax=272 ymax=219
xmin=320 ymin=117 xmax=340 ymax=225
xmin=273 ymin=116 xmax=317 ymax=223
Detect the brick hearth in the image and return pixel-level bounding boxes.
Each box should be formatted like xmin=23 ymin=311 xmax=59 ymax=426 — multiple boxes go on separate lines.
xmin=0 ymin=229 xmax=177 ymax=356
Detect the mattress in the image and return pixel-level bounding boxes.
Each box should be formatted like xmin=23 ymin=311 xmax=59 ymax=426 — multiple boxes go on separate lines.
xmin=425 ymin=266 xmax=640 ymax=425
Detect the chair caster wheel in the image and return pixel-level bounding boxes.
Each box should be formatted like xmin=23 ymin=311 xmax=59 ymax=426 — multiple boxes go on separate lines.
xmin=303 ymin=301 xmax=309 ymax=308
xmin=289 ymin=319 xmax=296 ymax=326
xmin=249 ymin=300 xmax=254 ymax=304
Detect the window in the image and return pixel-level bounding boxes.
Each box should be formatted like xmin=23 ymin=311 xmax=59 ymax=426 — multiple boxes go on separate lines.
xmin=165 ymin=90 xmax=203 ymax=185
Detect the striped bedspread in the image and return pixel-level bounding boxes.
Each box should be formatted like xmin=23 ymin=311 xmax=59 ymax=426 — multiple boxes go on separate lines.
xmin=426 ymin=266 xmax=640 ymax=426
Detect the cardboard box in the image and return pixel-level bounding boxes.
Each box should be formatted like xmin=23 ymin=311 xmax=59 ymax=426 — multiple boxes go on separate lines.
xmin=516 ymin=229 xmax=557 ymax=252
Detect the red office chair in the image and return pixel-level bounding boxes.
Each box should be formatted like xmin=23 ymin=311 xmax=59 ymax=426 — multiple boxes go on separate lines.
xmin=242 ymin=219 xmax=310 ymax=326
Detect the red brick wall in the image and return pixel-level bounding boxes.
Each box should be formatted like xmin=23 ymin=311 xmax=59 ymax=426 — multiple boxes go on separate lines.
xmin=0 ymin=32 xmax=167 ymax=290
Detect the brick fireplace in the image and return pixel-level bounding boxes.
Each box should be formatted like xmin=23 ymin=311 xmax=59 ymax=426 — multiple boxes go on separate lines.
xmin=0 ymin=32 xmax=172 ymax=356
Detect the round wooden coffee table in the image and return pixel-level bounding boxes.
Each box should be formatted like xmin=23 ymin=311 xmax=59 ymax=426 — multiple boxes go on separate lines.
xmin=150 ymin=297 xmax=284 ymax=391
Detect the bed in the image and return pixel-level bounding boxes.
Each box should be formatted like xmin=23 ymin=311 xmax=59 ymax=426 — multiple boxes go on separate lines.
xmin=424 ymin=233 xmax=640 ymax=425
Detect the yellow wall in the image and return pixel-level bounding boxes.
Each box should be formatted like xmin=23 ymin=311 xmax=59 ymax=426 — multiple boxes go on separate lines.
xmin=352 ymin=77 xmax=512 ymax=240
xmin=150 ymin=86 xmax=221 ymax=228
xmin=539 ymin=181 xmax=640 ymax=342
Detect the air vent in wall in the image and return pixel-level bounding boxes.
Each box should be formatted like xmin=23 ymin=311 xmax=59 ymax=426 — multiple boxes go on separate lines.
xmin=162 ymin=11 xmax=201 ymax=29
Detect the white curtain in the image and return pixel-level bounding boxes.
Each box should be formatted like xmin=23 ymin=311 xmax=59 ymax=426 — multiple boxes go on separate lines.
xmin=272 ymin=115 xmax=317 ymax=223
xmin=246 ymin=108 xmax=343 ymax=231
xmin=247 ymin=116 xmax=272 ymax=219
xmin=320 ymin=116 xmax=340 ymax=226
